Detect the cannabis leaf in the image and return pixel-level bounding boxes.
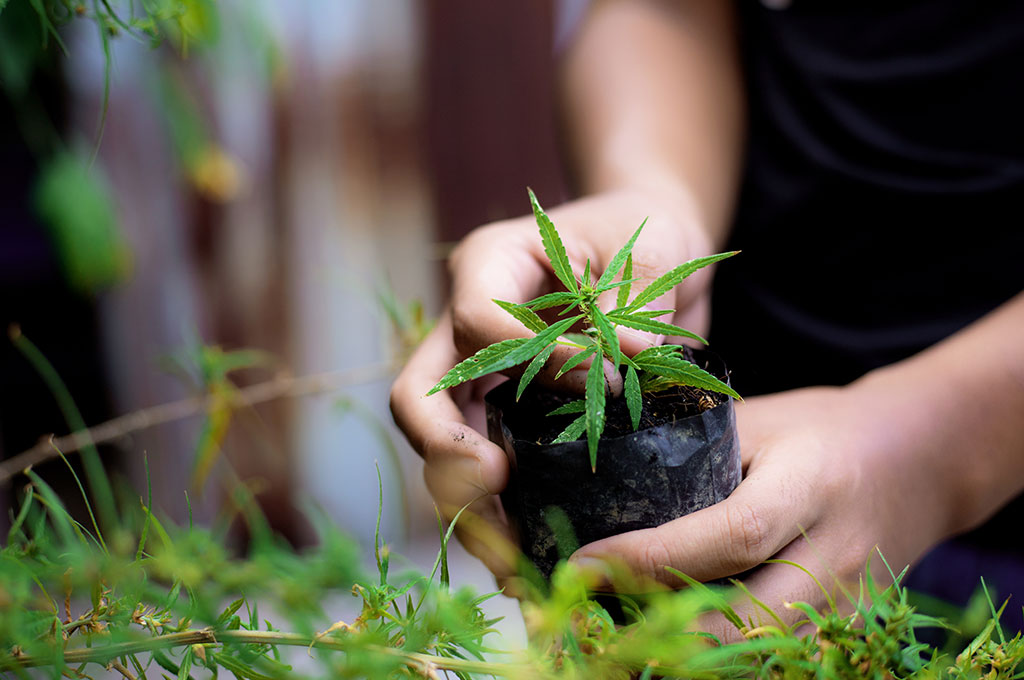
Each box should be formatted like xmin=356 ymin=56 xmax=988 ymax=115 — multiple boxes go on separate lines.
xmin=528 ymin=188 xmax=578 ymax=295
xmin=620 ymin=251 xmax=738 ymax=313
xmin=430 ymin=189 xmax=740 ymax=468
xmin=517 ymin=343 xmax=556 ymax=400
xmin=493 ymin=299 xmax=548 ymax=334
xmin=427 ymin=315 xmax=581 ymax=395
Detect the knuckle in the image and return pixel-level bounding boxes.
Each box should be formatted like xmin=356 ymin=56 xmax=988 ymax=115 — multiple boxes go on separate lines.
xmin=639 ymin=530 xmax=675 ymax=578
xmin=388 ymin=381 xmax=409 ymax=427
xmin=722 ymin=501 xmax=772 ymax=571
xmin=450 ymin=304 xmax=480 ymax=358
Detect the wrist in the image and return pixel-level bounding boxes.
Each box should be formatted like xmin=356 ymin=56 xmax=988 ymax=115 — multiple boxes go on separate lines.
xmin=850 ymin=342 xmax=1024 ymax=539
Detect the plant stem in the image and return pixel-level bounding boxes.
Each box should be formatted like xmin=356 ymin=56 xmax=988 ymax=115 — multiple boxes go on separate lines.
xmin=1 ymin=360 xmax=399 ymax=483
xmin=1 ymin=629 xmax=532 ymax=677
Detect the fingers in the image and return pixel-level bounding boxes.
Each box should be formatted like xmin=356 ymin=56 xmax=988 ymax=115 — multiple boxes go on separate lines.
xmin=697 ymin=531 xmax=877 ymax=644
xmin=391 ymin=316 xmax=515 ymax=568
xmin=449 ymin=222 xmax=552 ymax=360
xmin=569 ymin=455 xmax=822 ymax=586
xmin=445 ymin=496 xmax=520 ymax=581
xmin=446 ymin=194 xmax=713 ymax=397
xmin=695 ymin=554 xmax=837 ymax=644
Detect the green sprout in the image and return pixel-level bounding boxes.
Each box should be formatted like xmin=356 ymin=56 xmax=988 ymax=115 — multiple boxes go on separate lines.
xmin=429 ymin=189 xmax=740 ymax=470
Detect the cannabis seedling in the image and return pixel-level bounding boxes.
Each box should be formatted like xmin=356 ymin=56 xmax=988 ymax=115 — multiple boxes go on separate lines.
xmin=429 ymin=189 xmax=740 ymax=470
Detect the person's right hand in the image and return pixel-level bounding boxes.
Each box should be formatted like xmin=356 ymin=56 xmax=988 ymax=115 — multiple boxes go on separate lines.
xmin=390 ymin=188 xmax=721 ymax=581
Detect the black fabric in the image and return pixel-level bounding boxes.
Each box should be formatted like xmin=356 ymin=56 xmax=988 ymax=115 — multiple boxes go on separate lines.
xmin=708 ymin=0 xmax=1024 ymax=627
xmin=712 ymin=0 xmax=1024 ymax=396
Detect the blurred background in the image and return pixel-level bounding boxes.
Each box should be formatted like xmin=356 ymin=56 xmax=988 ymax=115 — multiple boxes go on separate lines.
xmin=0 ymin=0 xmax=581 ymax=632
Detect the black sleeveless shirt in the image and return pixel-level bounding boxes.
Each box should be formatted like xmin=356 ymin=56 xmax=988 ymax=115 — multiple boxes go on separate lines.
xmin=708 ymin=0 xmax=1024 ymax=624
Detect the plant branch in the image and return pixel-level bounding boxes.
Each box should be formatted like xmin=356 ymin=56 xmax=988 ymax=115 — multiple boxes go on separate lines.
xmin=1 ymin=362 xmax=399 ymax=484
xmin=1 ymin=629 xmax=531 ymax=678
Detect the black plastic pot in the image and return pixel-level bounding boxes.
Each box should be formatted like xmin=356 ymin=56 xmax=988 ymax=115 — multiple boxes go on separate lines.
xmin=484 ymin=353 xmax=741 ymax=579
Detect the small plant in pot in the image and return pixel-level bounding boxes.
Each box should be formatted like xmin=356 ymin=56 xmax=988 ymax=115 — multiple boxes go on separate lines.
xmin=429 ymin=189 xmax=742 ymax=580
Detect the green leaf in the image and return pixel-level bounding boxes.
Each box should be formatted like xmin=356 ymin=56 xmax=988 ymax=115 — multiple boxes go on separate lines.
xmin=633 ymin=345 xmax=686 ymax=362
xmin=428 ymin=338 xmax=527 ymax=395
xmin=562 ymin=332 xmax=595 ymax=347
xmin=547 ymin=399 xmax=585 ymax=416
xmin=427 ymin=315 xmax=581 ymax=395
xmin=585 ymin=352 xmax=606 ymax=471
xmin=211 ymin=653 xmax=276 ymax=680
xmin=178 ymin=646 xmax=193 ymax=680
xmin=554 ymin=345 xmax=598 ymax=379
xmin=625 ymin=251 xmax=739 ymax=312
xmin=607 ymin=313 xmax=708 ymax=345
xmin=591 ymin=307 xmax=621 ymax=368
xmin=522 ymin=291 xmax=579 ymax=311
xmin=35 ymin=151 xmax=131 ymax=294
xmin=551 ymin=414 xmax=586 ymax=444
xmin=665 ymin=567 xmax=746 ymax=632
xmin=528 ymin=188 xmax=578 ymax=294
xmin=633 ymin=355 xmax=740 ymax=400
xmin=629 ymin=308 xmax=673 ymax=319
xmin=625 ymin=366 xmax=642 ymax=431
xmin=152 ymin=650 xmax=180 ymax=676
xmin=217 ymin=597 xmax=246 ymax=626
xmin=582 ymin=258 xmax=592 ymax=287
xmin=596 ymin=276 xmax=640 ymax=293
xmin=493 ymin=299 xmax=548 ymax=333
xmin=517 ymin=343 xmax=556 ymax=400
xmin=596 ymin=219 xmax=646 ymax=291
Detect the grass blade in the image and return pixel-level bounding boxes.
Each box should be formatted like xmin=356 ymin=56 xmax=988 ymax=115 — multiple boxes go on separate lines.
xmin=50 ymin=441 xmax=107 ymax=553
xmin=665 ymin=566 xmax=745 ymax=631
xmin=10 ymin=327 xmax=117 ymax=532
xmin=136 ymin=453 xmax=153 ymax=561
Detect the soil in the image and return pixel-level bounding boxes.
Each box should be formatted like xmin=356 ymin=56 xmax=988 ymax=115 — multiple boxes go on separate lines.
xmin=484 ymin=348 xmax=741 ymax=581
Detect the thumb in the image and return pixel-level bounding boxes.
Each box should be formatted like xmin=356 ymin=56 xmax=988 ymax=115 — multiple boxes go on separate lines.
xmin=567 ymin=474 xmax=812 ymax=588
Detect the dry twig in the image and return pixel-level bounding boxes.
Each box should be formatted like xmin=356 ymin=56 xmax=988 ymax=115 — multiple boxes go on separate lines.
xmin=1 ymin=362 xmax=398 ymax=483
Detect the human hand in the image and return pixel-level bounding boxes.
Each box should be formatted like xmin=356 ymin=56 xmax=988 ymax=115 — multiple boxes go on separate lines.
xmin=390 ymin=188 xmax=717 ymax=580
xmin=569 ymin=376 xmax=973 ymax=642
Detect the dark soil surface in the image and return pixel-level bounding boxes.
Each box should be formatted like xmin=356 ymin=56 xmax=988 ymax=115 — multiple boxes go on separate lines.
xmin=503 ymin=350 xmax=730 ymax=444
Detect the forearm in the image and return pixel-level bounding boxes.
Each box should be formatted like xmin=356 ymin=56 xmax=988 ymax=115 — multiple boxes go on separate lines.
xmin=851 ymin=291 xmax=1024 ymax=540
xmin=560 ymin=0 xmax=745 ymax=249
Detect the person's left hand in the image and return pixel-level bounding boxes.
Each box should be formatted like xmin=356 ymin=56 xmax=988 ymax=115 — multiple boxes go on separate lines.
xmin=568 ymin=377 xmax=968 ymax=642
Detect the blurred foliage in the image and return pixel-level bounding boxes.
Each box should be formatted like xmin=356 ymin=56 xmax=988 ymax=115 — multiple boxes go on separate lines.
xmin=376 ymin=279 xmax=434 ymax=361
xmin=34 ymin=150 xmax=132 ymax=292
xmin=160 ymin=342 xmax=276 ymax=490
xmin=0 ymin=0 xmax=251 ymax=294
xmin=4 ymin=335 xmax=1024 ymax=679
xmin=2 ymin=455 xmax=1024 ymax=679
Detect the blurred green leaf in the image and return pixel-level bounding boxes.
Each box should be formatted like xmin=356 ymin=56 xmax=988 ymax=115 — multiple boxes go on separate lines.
xmin=34 ymin=151 xmax=131 ymax=294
